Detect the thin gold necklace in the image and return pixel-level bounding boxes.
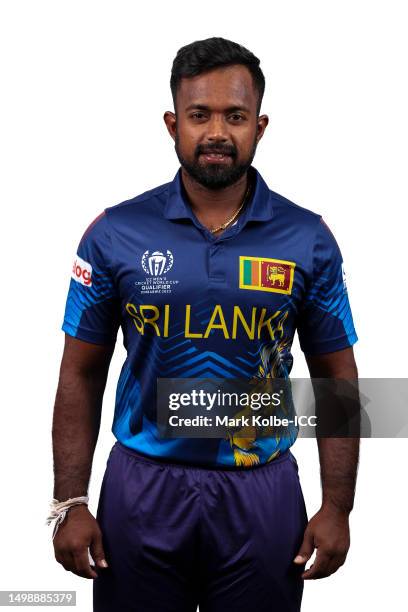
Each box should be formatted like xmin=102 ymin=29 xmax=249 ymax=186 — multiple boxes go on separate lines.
xmin=209 ymin=182 xmax=252 ymax=234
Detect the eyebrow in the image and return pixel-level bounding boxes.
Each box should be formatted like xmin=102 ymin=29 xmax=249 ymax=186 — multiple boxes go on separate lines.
xmin=184 ymin=104 xmax=251 ymax=113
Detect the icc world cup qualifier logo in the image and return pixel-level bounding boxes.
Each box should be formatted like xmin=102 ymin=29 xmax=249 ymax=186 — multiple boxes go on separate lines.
xmin=142 ymin=250 xmax=174 ymax=276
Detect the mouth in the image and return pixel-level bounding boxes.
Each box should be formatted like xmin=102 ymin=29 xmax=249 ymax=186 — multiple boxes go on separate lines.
xmin=199 ymin=152 xmax=233 ymax=163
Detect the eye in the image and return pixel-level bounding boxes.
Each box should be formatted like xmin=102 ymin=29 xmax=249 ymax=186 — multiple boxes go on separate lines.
xmin=230 ymin=114 xmax=244 ymax=122
xmin=191 ymin=112 xmax=206 ymax=120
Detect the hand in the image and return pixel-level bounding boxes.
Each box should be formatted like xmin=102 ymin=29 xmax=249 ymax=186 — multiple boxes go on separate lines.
xmin=53 ymin=505 xmax=108 ymax=579
xmin=293 ymin=505 xmax=350 ymax=579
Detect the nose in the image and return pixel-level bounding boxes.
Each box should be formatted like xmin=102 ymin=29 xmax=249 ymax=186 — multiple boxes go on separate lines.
xmin=206 ymin=113 xmax=228 ymax=142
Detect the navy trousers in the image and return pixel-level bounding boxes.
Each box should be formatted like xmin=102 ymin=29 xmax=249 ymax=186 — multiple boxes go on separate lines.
xmin=93 ymin=441 xmax=308 ymax=611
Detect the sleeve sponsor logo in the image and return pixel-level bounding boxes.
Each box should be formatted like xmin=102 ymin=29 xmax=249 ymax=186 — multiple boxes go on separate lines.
xmin=72 ymin=255 xmax=92 ymax=286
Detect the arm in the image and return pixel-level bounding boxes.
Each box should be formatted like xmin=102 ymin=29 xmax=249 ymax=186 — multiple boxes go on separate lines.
xmin=293 ymin=346 xmax=360 ymax=579
xmin=52 ymin=334 xmax=115 ymax=579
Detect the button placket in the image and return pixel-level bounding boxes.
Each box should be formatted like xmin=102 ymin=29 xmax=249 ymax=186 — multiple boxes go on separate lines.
xmin=208 ymin=243 xmax=226 ymax=283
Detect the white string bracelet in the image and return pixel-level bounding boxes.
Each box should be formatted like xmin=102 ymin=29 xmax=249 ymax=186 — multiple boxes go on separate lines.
xmin=46 ymin=496 xmax=89 ymax=540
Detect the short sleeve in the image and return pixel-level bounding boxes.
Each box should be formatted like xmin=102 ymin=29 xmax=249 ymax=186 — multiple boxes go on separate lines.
xmin=61 ymin=211 xmax=121 ymax=345
xmin=297 ymin=217 xmax=358 ymax=355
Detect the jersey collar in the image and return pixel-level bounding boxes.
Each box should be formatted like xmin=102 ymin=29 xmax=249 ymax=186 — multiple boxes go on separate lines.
xmin=163 ymin=165 xmax=274 ymax=224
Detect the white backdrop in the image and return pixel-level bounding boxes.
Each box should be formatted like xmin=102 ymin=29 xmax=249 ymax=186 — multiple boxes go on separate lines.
xmin=1 ymin=1 xmax=407 ymax=610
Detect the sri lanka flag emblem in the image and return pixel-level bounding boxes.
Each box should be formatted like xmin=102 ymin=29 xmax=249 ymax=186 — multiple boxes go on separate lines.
xmin=239 ymin=256 xmax=296 ymax=295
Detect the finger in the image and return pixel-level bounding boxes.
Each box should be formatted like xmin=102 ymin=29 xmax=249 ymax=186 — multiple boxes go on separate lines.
xmin=302 ymin=550 xmax=332 ymax=579
xmin=303 ymin=549 xmax=348 ymax=580
xmin=293 ymin=530 xmax=315 ymax=564
xmin=89 ymin=532 xmax=108 ymax=569
xmin=72 ymin=549 xmax=98 ymax=579
xmin=324 ymin=553 xmax=348 ymax=577
xmin=55 ymin=550 xmax=75 ymax=573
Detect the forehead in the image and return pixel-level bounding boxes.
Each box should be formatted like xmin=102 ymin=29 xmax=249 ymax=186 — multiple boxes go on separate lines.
xmin=177 ymin=64 xmax=257 ymax=111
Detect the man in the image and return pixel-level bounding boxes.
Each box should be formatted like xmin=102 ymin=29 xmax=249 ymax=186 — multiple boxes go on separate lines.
xmin=51 ymin=37 xmax=359 ymax=612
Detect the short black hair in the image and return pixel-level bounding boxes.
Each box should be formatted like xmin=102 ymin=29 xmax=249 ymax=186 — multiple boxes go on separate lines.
xmin=170 ymin=37 xmax=265 ymax=115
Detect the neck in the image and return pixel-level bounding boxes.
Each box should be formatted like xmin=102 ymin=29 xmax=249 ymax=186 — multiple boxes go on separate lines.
xmin=180 ymin=168 xmax=250 ymax=220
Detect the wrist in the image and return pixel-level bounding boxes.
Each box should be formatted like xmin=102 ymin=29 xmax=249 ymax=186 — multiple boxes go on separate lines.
xmin=66 ymin=504 xmax=89 ymax=515
xmin=321 ymin=500 xmax=352 ymax=518
xmin=46 ymin=495 xmax=89 ymax=539
xmin=53 ymin=489 xmax=88 ymax=500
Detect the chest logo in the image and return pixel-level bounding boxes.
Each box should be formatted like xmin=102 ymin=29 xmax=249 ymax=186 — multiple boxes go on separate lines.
xmin=239 ymin=256 xmax=296 ymax=295
xmin=142 ymin=250 xmax=174 ymax=276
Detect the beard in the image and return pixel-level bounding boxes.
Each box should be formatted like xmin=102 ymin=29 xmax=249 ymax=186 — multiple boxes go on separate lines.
xmin=175 ymin=133 xmax=258 ymax=190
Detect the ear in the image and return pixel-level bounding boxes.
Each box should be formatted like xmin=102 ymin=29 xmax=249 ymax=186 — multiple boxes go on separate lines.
xmin=163 ymin=111 xmax=177 ymax=141
xmin=256 ymin=114 xmax=269 ymax=143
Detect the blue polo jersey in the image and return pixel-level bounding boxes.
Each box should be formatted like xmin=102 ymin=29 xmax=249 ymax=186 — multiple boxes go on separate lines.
xmin=62 ymin=166 xmax=358 ymax=468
